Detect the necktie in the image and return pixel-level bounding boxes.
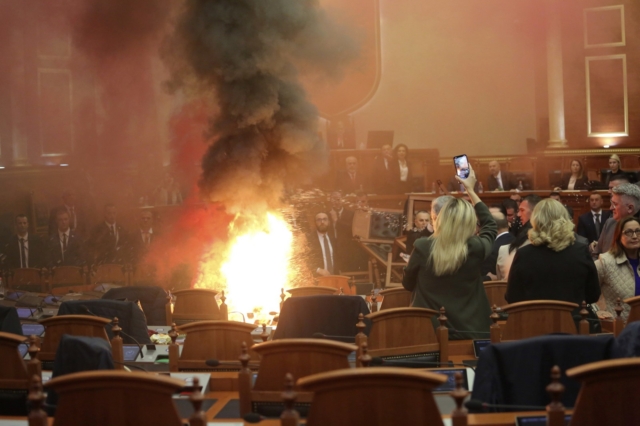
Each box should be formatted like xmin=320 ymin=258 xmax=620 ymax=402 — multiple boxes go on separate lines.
xmin=594 ymin=213 xmax=601 ymax=237
xmin=323 ymin=234 xmax=333 ymax=274
xmin=19 ymin=238 xmax=26 ymax=268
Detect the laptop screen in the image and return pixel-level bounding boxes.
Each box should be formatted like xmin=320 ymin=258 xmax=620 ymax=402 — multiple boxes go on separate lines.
xmin=21 ymin=324 xmax=45 ymax=336
xmin=432 ymin=368 xmax=468 ymax=393
xmin=18 ymin=343 xmax=29 ymax=358
xmin=123 ymin=345 xmax=142 ymax=361
xmin=472 ymin=339 xmax=491 ymax=358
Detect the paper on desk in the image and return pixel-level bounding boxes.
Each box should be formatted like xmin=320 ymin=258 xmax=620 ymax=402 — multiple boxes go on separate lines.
xmin=170 ymin=373 xmax=210 ymax=394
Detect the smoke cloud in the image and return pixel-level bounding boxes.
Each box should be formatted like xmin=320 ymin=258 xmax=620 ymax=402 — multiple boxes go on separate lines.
xmin=163 ymin=0 xmax=358 ymax=213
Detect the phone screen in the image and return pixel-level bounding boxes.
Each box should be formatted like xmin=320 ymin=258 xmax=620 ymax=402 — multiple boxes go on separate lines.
xmin=454 ymin=154 xmax=470 ymax=179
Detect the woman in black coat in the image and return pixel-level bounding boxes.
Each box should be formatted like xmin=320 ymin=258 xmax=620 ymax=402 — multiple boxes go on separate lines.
xmin=555 ymin=159 xmax=588 ymax=190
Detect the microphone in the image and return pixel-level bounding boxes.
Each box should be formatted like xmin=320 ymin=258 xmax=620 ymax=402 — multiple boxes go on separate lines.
xmin=311 ymin=332 xmax=355 ymax=343
xmin=205 ymin=359 xmax=260 ymax=368
xmin=465 ymin=399 xmax=571 ymax=411
xmin=370 ymin=357 xmax=473 ymax=370
xmin=243 ymin=413 xmax=267 ymax=423
xmin=80 ymin=305 xmax=144 ymax=360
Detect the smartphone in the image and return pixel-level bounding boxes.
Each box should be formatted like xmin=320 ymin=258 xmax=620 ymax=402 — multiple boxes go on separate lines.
xmin=454 ymin=154 xmax=470 ymax=179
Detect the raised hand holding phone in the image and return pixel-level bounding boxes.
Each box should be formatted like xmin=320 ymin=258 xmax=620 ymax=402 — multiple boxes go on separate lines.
xmin=455 ymin=163 xmax=481 ymax=205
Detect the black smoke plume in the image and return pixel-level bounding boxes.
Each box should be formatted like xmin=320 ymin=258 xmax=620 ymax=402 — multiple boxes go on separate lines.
xmin=163 ymin=0 xmax=358 ymax=213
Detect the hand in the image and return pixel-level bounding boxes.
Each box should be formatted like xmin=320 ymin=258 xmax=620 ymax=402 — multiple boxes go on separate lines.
xmin=596 ymin=310 xmax=613 ymax=319
xmin=317 ymin=268 xmax=331 ymax=277
xmin=553 ymin=187 xmax=562 ymax=192
xmin=454 ymin=164 xmax=477 ymax=193
xmin=589 ymin=241 xmax=598 ymax=253
xmin=486 ymin=272 xmax=497 ymax=281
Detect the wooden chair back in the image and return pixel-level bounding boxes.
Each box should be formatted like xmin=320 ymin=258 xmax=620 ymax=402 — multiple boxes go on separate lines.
xmin=39 ymin=315 xmax=111 ymax=362
xmin=366 ymin=308 xmax=448 ymax=363
xmin=0 ymin=332 xmax=30 ymax=390
xmin=168 ymin=288 xmax=222 ymax=325
xmin=298 ymin=367 xmax=447 ymax=426
xmin=567 ymin=358 xmax=640 ymax=425
xmin=170 ymin=320 xmax=257 ymax=371
xmin=92 ymin=264 xmax=127 ymax=286
xmin=501 ymin=300 xmax=578 ymax=341
xmin=45 ymin=371 xmax=184 ymax=426
xmin=378 ymin=287 xmax=412 ymax=310
xmin=239 ymin=339 xmax=357 ymax=416
xmin=286 ymin=286 xmax=338 ymax=297
xmin=316 ymin=275 xmax=355 ymax=295
xmin=6 ymin=268 xmax=47 ymax=292
xmin=624 ymin=295 xmax=640 ymax=324
xmin=50 ymin=266 xmax=88 ymax=295
xmin=483 ymin=280 xmax=507 ymax=307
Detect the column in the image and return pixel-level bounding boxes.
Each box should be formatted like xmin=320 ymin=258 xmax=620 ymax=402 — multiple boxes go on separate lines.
xmin=546 ymin=0 xmax=568 ymax=148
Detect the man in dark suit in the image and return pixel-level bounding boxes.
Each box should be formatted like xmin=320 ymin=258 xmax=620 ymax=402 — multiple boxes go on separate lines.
xmin=48 ymin=189 xmax=88 ymax=239
xmin=487 ymin=160 xmax=518 ymax=191
xmin=328 ymin=191 xmax=365 ymax=272
xmin=307 ymin=211 xmax=337 ymax=276
xmin=46 ymin=209 xmax=84 ymax=267
xmin=577 ymin=193 xmax=611 ymax=244
xmin=4 ymin=214 xmax=45 ymax=269
xmin=87 ymin=204 xmax=129 ymax=264
xmin=130 ymin=209 xmax=158 ymax=264
xmin=370 ymin=144 xmax=397 ymax=194
xmin=482 ymin=211 xmax=515 ymax=281
xmin=334 ymin=156 xmax=368 ymax=194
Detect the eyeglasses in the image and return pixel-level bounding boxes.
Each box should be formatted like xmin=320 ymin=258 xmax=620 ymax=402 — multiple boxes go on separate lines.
xmin=622 ymin=229 xmax=640 ymax=237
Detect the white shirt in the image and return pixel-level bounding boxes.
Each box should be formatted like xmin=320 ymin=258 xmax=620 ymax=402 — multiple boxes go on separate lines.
xmin=140 ymin=228 xmax=154 ymax=245
xmin=567 ymin=176 xmax=577 ymax=190
xmin=17 ymin=233 xmax=29 ymax=268
xmin=316 ymin=231 xmax=333 ymax=272
xmin=495 ymin=172 xmax=504 ymax=189
xmin=399 ymin=161 xmax=408 ymax=182
xmin=106 ymin=222 xmax=119 ymax=245
xmin=592 ymin=210 xmax=603 ymax=225
xmin=383 ymin=158 xmax=389 ymax=170
xmin=330 ymin=209 xmax=343 ymax=239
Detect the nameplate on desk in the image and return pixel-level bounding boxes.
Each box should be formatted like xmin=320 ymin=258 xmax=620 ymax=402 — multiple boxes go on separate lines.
xmin=515 ymin=415 xmax=571 ymax=425
xmin=170 ymin=373 xmax=211 ymax=393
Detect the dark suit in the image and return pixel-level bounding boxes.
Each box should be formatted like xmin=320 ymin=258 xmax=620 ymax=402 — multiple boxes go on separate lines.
xmin=482 ymin=232 xmax=515 ymax=278
xmin=129 ymin=229 xmax=159 ymax=264
xmin=370 ymin=156 xmax=398 ymax=194
xmin=601 ymin=169 xmax=637 ymax=187
xmin=577 ymin=210 xmax=612 ymax=243
xmin=394 ymin=161 xmax=414 ymax=193
xmin=558 ymin=174 xmax=589 ymax=190
xmin=329 ymin=208 xmax=364 ymax=272
xmin=48 ymin=205 xmax=88 ymax=238
xmin=307 ymin=231 xmax=338 ymax=275
xmin=88 ymin=223 xmax=129 ymax=264
xmin=334 ymin=170 xmax=368 ymax=194
xmin=487 ymin=171 xmax=518 ymax=191
xmin=46 ymin=231 xmax=85 ymax=267
xmin=405 ymin=228 xmax=433 ymax=255
xmin=3 ymin=234 xmax=45 ymax=269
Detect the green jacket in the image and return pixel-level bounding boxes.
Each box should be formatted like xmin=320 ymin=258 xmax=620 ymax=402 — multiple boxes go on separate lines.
xmin=402 ymin=202 xmax=497 ymax=340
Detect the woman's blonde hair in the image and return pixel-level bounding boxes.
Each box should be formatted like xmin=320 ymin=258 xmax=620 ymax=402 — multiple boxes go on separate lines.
xmin=610 ymin=154 xmax=621 ymax=168
xmin=528 ymin=199 xmax=575 ymax=251
xmin=429 ymin=198 xmax=477 ymax=276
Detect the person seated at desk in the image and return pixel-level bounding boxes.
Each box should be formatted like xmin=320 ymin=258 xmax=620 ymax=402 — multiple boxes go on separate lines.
xmin=487 ymin=160 xmax=518 ymax=191
xmin=506 ymin=199 xmax=601 ymax=319
xmin=403 ymin=166 xmax=496 ymax=340
xmin=46 ymin=209 xmax=85 ymax=267
xmin=595 ymin=216 xmax=640 ymax=322
xmin=405 ymin=210 xmax=433 ymax=254
xmin=3 ymin=214 xmax=45 ymax=269
xmin=554 ymin=159 xmax=588 ymax=191
xmin=601 ymin=154 xmax=637 ymax=187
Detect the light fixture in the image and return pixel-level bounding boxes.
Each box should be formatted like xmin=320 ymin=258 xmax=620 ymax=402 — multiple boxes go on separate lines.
xmin=60 ymin=164 xmax=69 ymax=167
xmin=603 ymin=145 xmax=610 ymax=149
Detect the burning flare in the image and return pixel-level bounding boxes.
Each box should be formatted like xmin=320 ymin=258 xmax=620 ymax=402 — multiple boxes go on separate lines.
xmin=194 ymin=212 xmax=296 ymax=322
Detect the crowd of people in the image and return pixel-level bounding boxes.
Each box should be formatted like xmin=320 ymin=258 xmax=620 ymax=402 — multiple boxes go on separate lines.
xmin=0 ymin=190 xmax=160 ymax=271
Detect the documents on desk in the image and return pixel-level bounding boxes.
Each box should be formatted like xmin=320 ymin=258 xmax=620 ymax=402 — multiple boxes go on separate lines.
xmin=170 ymin=372 xmax=211 ymax=394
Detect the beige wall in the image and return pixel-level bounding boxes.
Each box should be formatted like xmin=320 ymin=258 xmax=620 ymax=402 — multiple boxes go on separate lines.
xmin=351 ymin=0 xmax=538 ymax=157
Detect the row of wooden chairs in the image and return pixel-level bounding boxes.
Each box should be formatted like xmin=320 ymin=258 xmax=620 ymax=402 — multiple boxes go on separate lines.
xmin=2 ymin=264 xmax=157 ymax=294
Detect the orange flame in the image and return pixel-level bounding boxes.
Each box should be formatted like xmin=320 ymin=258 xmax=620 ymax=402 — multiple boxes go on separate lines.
xmin=194 ymin=211 xmax=298 ymax=323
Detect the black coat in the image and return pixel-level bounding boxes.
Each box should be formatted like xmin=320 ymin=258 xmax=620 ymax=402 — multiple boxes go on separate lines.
xmin=334 ymin=170 xmax=368 ymax=194
xmin=88 ymin=223 xmax=129 ymax=264
xmin=558 ymin=174 xmax=589 ymax=190
xmin=577 ymin=210 xmax=612 ymax=243
xmin=307 ymin=231 xmax=339 ymax=275
xmin=506 ymin=242 xmax=601 ymax=305
xmin=487 ymin=171 xmax=518 ymax=191
xmin=3 ymin=234 xmax=46 ymax=269
xmin=371 ymin=156 xmax=397 ymax=194
xmin=482 ymin=232 xmax=515 ymax=277
xmin=46 ymin=232 xmax=85 ymax=267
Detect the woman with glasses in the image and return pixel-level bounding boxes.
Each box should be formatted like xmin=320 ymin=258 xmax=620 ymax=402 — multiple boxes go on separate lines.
xmin=594 ymin=216 xmax=640 ymax=321
xmin=506 ymin=199 xmax=601 ymax=330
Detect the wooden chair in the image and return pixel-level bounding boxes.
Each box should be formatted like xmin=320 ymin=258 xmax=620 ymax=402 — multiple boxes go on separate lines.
xmin=624 ymin=295 xmax=640 ymax=324
xmin=316 ymin=275 xmax=355 ymax=295
xmin=378 ymin=287 xmax=412 ymax=310
xmin=365 ymin=307 xmax=449 ymax=365
xmin=5 ymin=268 xmax=48 ymax=292
xmin=44 ymin=371 xmax=185 ymax=426
xmin=567 ymin=358 xmax=640 ymax=425
xmin=39 ymin=315 xmax=110 ymax=363
xmin=483 ymin=280 xmax=507 ymax=307
xmin=286 ymin=286 xmax=338 ymax=297
xmin=91 ymin=263 xmax=128 ymax=286
xmin=499 ymin=300 xmax=578 ymax=341
xmin=169 ymin=320 xmax=257 ymax=372
xmin=49 ymin=266 xmax=88 ymax=295
xmin=167 ymin=288 xmax=224 ymax=326
xmin=238 ymin=339 xmax=357 ymax=417
xmin=298 ymin=367 xmax=447 ymax=426
xmin=0 ymin=332 xmax=32 ymax=391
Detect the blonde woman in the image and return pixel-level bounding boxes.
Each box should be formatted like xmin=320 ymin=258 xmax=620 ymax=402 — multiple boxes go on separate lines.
xmin=602 ymin=154 xmax=635 ymax=186
xmin=402 ymin=165 xmax=496 ymax=340
xmin=506 ymin=199 xmax=600 ymax=308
